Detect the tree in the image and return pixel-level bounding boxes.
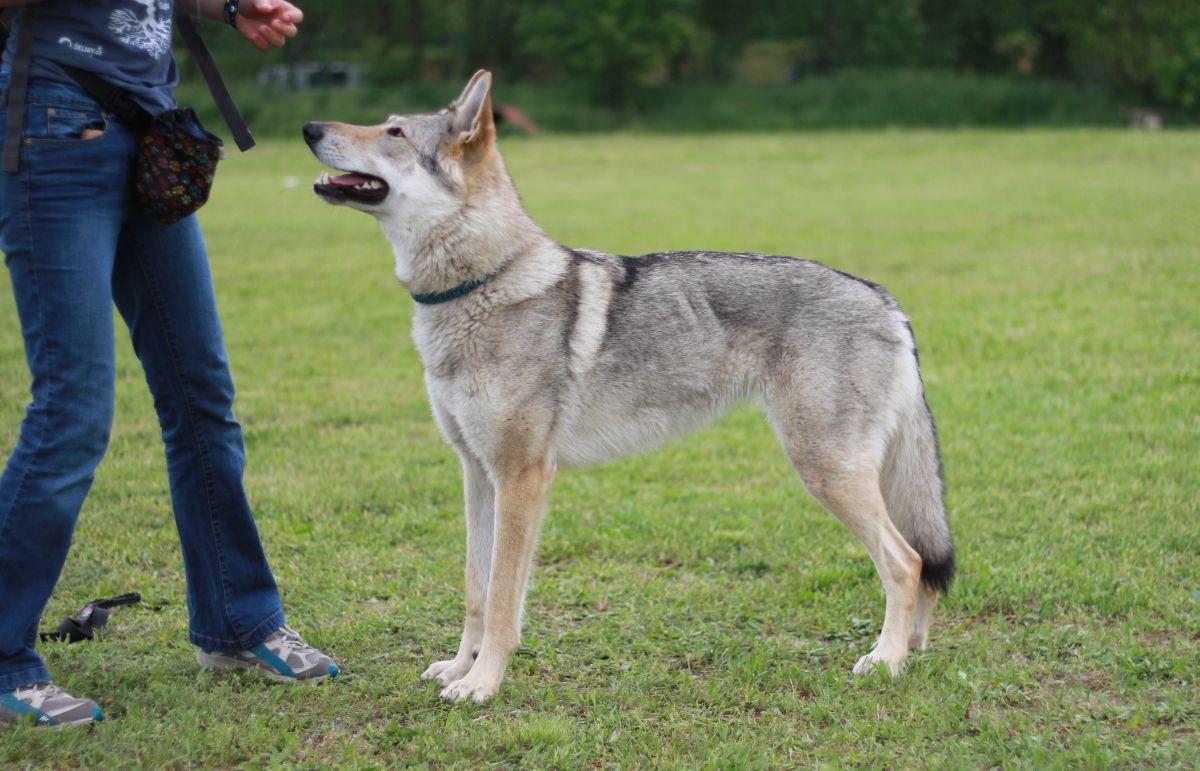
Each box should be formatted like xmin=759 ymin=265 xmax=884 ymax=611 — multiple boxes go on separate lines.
xmin=1047 ymin=0 xmax=1200 ymax=110
xmin=518 ymin=0 xmax=697 ymax=109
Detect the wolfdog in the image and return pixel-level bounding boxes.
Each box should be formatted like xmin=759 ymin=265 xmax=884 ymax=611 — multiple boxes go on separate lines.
xmin=304 ymin=71 xmax=955 ymax=703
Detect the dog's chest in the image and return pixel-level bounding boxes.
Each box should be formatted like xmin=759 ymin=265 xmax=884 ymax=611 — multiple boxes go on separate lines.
xmin=410 ymin=306 xmax=493 ymax=379
xmin=412 ymin=306 xmax=547 ymax=404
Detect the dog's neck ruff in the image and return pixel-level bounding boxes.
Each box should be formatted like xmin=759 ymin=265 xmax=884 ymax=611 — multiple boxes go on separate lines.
xmin=409 ymin=271 xmax=497 ymax=305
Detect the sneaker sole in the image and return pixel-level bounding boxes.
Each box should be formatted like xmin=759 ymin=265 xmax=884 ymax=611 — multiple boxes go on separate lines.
xmin=1 ymin=709 xmax=102 ymax=729
xmin=195 ymin=650 xmax=330 ymax=684
xmin=48 ymin=715 xmax=101 ymax=729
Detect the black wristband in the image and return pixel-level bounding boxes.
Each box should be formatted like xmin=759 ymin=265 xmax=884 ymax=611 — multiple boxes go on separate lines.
xmin=223 ymin=0 xmax=240 ymax=29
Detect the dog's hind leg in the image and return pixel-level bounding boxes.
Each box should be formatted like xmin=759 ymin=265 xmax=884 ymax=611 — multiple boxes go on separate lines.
xmin=908 ymin=582 xmax=937 ymax=651
xmin=440 ymin=455 xmax=556 ymax=703
xmin=422 ymin=452 xmax=495 ymax=686
xmin=806 ymin=463 xmax=920 ymax=675
xmin=770 ymin=395 xmax=922 ymax=676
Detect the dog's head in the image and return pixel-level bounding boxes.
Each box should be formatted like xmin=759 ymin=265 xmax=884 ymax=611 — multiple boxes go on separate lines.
xmin=303 ymin=70 xmax=497 ymax=218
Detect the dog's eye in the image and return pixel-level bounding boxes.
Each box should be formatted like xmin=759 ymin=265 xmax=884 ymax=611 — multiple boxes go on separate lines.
xmin=387 ymin=126 xmax=404 ymax=138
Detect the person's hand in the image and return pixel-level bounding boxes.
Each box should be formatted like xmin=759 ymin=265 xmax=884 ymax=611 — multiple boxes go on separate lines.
xmin=236 ymin=0 xmax=303 ymax=52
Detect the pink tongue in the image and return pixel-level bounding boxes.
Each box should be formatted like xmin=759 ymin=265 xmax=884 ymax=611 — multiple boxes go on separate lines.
xmin=330 ymin=173 xmax=374 ymax=186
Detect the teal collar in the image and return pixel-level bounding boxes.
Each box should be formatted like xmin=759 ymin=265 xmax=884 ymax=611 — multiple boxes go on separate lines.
xmin=410 ymin=271 xmax=496 ymax=305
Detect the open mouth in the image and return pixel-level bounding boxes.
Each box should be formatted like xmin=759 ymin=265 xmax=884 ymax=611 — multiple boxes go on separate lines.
xmin=313 ymin=170 xmax=390 ymax=204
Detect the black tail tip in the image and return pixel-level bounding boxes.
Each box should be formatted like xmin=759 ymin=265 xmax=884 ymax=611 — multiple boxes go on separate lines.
xmin=920 ymin=550 xmax=956 ymax=594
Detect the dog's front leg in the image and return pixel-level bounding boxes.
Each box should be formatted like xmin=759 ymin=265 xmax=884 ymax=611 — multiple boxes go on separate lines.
xmin=422 ymin=454 xmax=494 ymax=686
xmin=440 ymin=456 xmax=555 ymax=703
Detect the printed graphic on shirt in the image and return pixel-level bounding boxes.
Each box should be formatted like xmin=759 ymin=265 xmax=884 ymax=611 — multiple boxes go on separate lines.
xmin=108 ymin=0 xmax=172 ymax=59
xmin=56 ymin=37 xmax=105 ymax=58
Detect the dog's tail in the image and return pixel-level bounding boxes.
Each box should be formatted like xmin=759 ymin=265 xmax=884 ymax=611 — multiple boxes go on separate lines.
xmin=880 ymin=330 xmax=956 ymax=593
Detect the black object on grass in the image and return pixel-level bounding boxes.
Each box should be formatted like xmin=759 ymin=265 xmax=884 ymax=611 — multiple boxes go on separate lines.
xmin=40 ymin=593 xmax=142 ymax=643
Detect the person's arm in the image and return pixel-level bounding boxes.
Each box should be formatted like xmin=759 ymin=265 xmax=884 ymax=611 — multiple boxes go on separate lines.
xmin=192 ymin=0 xmax=303 ymax=52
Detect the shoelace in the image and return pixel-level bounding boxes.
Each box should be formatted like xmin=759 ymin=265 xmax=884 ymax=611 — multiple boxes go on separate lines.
xmin=13 ymin=682 xmax=63 ymax=710
xmin=269 ymin=625 xmax=317 ymax=660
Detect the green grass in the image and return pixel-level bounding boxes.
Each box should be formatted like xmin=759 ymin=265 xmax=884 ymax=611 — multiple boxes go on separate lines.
xmin=1 ymin=130 xmax=1198 ymax=767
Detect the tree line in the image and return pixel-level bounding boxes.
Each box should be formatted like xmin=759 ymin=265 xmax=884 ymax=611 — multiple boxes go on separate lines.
xmin=218 ymin=0 xmax=1199 ymax=113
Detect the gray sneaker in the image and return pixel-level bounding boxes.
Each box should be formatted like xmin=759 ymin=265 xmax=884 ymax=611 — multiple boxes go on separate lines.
xmin=196 ymin=625 xmax=339 ymax=683
xmin=0 ymin=682 xmax=103 ymax=727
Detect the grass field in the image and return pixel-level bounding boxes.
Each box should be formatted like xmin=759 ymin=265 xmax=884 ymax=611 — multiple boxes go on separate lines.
xmin=1 ymin=130 xmax=1197 ymax=767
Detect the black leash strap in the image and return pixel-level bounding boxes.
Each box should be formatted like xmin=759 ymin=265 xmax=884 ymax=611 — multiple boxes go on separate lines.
xmin=173 ymin=0 xmax=255 ymax=151
xmin=2 ymin=6 xmax=34 ymax=173
xmin=92 ymin=592 xmax=142 ymax=610
xmin=39 ymin=593 xmax=143 ymax=644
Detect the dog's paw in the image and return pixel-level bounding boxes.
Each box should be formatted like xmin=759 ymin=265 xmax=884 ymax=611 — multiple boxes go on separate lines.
xmin=421 ymin=658 xmax=473 ymax=686
xmin=852 ymin=651 xmax=905 ymax=677
xmin=439 ymin=675 xmax=499 ymax=704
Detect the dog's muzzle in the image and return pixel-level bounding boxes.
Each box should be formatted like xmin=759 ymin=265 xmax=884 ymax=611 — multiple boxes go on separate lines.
xmin=304 ymin=122 xmax=391 ymax=205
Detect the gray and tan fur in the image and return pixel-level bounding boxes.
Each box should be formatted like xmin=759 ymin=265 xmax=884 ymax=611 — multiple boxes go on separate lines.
xmin=304 ymin=70 xmax=955 ymax=704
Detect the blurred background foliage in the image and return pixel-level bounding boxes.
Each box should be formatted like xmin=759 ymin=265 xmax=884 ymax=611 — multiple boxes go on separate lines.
xmin=181 ymin=0 xmax=1200 ymax=132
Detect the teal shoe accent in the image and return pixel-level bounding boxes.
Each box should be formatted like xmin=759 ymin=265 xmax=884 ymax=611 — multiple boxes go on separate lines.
xmin=327 ymin=663 xmax=340 ymax=678
xmin=249 ymin=642 xmax=296 ymax=678
xmin=0 ymin=691 xmax=50 ymax=725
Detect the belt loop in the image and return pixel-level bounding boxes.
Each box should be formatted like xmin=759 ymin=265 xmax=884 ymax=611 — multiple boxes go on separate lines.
xmin=2 ymin=6 xmax=34 ymax=173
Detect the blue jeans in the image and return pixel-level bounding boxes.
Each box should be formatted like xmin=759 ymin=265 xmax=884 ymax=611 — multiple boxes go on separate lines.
xmin=0 ymin=77 xmax=283 ymax=691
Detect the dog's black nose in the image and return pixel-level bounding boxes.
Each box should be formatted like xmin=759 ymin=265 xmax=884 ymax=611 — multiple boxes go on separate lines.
xmin=303 ymin=122 xmax=325 ymax=146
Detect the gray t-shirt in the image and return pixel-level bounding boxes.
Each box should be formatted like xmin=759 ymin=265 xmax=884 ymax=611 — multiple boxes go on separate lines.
xmin=3 ymin=0 xmax=178 ymax=114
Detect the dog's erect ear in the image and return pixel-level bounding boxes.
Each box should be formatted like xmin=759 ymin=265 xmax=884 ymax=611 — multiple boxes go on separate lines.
xmin=449 ymin=70 xmax=494 ymax=149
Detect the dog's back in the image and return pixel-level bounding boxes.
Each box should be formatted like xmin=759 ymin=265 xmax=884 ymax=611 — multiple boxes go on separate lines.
xmin=544 ymin=250 xmax=901 ymax=460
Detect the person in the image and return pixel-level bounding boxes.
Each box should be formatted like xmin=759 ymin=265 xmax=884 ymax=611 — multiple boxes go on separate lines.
xmin=0 ymin=0 xmax=337 ymax=728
